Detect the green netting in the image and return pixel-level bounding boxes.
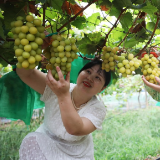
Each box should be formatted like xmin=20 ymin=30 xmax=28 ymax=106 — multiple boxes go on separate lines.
xmin=0 ymin=69 xmax=44 ymax=125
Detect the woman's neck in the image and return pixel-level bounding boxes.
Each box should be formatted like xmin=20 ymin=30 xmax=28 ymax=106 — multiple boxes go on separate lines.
xmin=72 ymin=86 xmax=93 ymax=107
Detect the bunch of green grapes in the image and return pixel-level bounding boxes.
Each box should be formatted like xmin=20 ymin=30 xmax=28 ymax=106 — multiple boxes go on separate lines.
xmin=43 ymin=35 xmax=79 ymax=80
xmin=11 ymin=15 xmax=45 ymax=69
xmin=117 ymin=53 xmax=142 ymax=77
xmin=141 ymin=54 xmax=160 ymax=84
xmin=101 ymin=46 xmax=119 ymax=72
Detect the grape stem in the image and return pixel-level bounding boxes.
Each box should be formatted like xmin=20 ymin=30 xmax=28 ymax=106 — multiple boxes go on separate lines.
xmin=57 ymin=0 xmax=99 ymax=32
xmin=136 ymin=14 xmax=160 ymax=57
xmin=78 ymin=52 xmax=94 ymax=60
xmin=0 ymin=38 xmax=15 ymax=41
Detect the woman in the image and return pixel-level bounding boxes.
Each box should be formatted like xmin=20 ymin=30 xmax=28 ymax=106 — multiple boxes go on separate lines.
xmin=18 ymin=58 xmax=111 ymax=160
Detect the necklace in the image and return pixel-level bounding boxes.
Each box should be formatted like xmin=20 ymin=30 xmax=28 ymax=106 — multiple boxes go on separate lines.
xmin=71 ymin=91 xmax=89 ymax=110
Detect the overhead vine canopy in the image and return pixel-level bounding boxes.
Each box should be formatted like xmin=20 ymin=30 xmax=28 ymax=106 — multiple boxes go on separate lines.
xmin=0 ymin=0 xmax=160 ymax=67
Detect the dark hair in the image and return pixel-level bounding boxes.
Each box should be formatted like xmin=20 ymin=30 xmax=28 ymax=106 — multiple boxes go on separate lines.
xmin=78 ymin=58 xmax=111 ymax=87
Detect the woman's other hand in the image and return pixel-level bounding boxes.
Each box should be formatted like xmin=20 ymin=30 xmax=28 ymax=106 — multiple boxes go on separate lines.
xmin=46 ymin=66 xmax=70 ymax=97
xmin=142 ymin=75 xmax=160 ymax=92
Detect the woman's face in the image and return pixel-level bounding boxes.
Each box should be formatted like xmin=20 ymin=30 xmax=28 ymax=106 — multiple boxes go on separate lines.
xmin=76 ymin=65 xmax=106 ymax=96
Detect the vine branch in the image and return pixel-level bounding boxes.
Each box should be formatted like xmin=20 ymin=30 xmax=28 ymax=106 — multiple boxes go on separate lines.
xmin=135 ymin=14 xmax=160 ymax=57
xmin=42 ymin=4 xmax=46 ymax=27
xmin=117 ymin=11 xmax=141 ymax=47
xmin=0 ymin=55 xmax=15 ymax=65
xmin=57 ymin=0 xmax=98 ymax=32
xmin=102 ymin=8 xmax=127 ymax=48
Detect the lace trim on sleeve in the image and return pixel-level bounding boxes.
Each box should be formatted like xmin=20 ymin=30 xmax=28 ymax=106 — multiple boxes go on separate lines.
xmin=40 ymin=85 xmax=56 ymax=102
xmin=82 ymin=102 xmax=106 ymax=130
xmin=144 ymin=84 xmax=160 ymax=101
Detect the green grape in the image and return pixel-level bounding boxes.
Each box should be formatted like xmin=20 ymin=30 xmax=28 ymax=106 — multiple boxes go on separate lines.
xmin=15 ymin=49 xmax=23 ymax=56
xmin=24 ymin=44 xmax=32 ymax=52
xmin=26 ymin=15 xmax=34 ymax=22
xmin=28 ymin=56 xmax=36 ymax=64
xmin=22 ymin=52 xmax=30 ymax=58
xmin=29 ymin=27 xmax=38 ymax=34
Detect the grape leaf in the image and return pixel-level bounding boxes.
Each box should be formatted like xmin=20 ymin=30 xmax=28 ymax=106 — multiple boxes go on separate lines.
xmin=87 ymin=12 xmax=101 ymax=26
xmin=61 ymin=1 xmax=83 ymax=16
xmin=111 ymin=71 xmax=118 ymax=85
xmin=112 ymin=0 xmax=133 ymax=9
xmin=36 ymin=0 xmax=46 ymax=3
xmin=109 ymin=6 xmax=121 ymax=18
xmin=141 ymin=2 xmax=158 ymax=15
xmin=0 ymin=19 xmax=5 ymax=40
xmin=88 ymin=32 xmax=102 ymax=44
xmin=76 ymin=34 xmax=93 ymax=46
xmin=119 ymin=12 xmax=132 ymax=30
xmin=46 ymin=0 xmax=64 ymax=10
xmin=2 ymin=2 xmax=26 ymax=30
xmin=78 ymin=44 xmax=97 ymax=55
xmin=124 ymin=37 xmax=139 ymax=48
xmin=110 ymin=28 xmax=126 ymax=41
xmin=131 ymin=0 xmax=144 ymax=4
xmin=135 ymin=68 xmax=143 ymax=75
xmin=39 ymin=7 xmax=56 ymax=20
xmin=150 ymin=0 xmax=160 ymax=11
xmin=71 ymin=17 xmax=86 ymax=29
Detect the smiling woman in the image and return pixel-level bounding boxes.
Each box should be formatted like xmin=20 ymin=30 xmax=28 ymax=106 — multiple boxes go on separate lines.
xmin=17 ymin=58 xmax=111 ymax=160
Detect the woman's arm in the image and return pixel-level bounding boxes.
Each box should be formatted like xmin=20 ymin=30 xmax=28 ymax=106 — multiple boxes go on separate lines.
xmin=16 ymin=67 xmax=46 ymax=94
xmin=46 ymin=68 xmax=96 ymax=136
xmin=142 ymin=75 xmax=160 ymax=92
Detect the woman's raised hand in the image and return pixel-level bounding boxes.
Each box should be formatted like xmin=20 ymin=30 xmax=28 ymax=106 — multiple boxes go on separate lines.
xmin=46 ymin=66 xmax=70 ymax=97
xmin=142 ymin=75 xmax=160 ymax=92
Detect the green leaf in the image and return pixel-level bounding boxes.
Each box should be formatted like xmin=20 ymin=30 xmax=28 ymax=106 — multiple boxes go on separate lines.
xmin=0 ymin=19 xmax=5 ymax=40
xmin=124 ymin=37 xmax=139 ymax=48
xmin=131 ymin=0 xmax=144 ymax=4
xmin=71 ymin=17 xmax=86 ymax=29
xmin=141 ymin=2 xmax=158 ymax=15
xmin=112 ymin=0 xmax=133 ymax=9
xmin=135 ymin=68 xmax=143 ymax=75
xmin=36 ymin=0 xmax=46 ymax=3
xmin=110 ymin=28 xmax=126 ymax=42
xmin=109 ymin=6 xmax=121 ymax=17
xmin=76 ymin=34 xmax=92 ymax=46
xmin=111 ymin=71 xmax=118 ymax=84
xmin=46 ymin=0 xmax=64 ymax=10
xmin=150 ymin=0 xmax=160 ymax=11
xmin=88 ymin=32 xmax=102 ymax=44
xmin=40 ymin=7 xmax=56 ymax=20
xmin=78 ymin=44 xmax=97 ymax=55
xmin=146 ymin=22 xmax=155 ymax=32
xmin=119 ymin=12 xmax=132 ymax=30
xmin=2 ymin=2 xmax=26 ymax=30
xmin=87 ymin=12 xmax=101 ymax=26
xmin=68 ymin=0 xmax=76 ymax=4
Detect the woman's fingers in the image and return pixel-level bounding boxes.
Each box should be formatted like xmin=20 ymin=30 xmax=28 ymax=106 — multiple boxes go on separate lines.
xmin=56 ymin=66 xmax=64 ymax=82
xmin=155 ymin=77 xmax=160 ymax=84
xmin=65 ymin=71 xmax=70 ymax=82
xmin=142 ymin=75 xmax=150 ymax=85
xmin=142 ymin=75 xmax=160 ymax=92
xmin=46 ymin=69 xmax=56 ymax=85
